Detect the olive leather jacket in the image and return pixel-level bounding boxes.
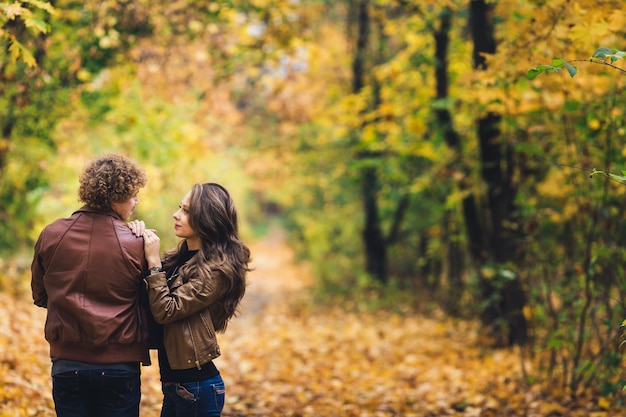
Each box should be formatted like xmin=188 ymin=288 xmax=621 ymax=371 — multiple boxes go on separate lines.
xmin=31 ymin=206 xmax=152 ymax=365
xmin=145 ymin=266 xmax=227 ymax=370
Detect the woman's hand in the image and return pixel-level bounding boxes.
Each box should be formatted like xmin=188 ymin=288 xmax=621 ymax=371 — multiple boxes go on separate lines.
xmin=128 ymin=220 xmax=157 ymax=238
xmin=128 ymin=220 xmax=146 ymax=236
xmin=143 ymin=229 xmax=162 ymax=268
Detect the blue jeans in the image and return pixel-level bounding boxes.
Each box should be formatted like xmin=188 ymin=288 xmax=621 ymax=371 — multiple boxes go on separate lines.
xmin=160 ymin=375 xmax=226 ymax=417
xmin=52 ymin=368 xmax=141 ymax=417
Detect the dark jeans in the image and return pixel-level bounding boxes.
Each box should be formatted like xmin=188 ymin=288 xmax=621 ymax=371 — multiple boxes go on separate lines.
xmin=52 ymin=368 xmax=141 ymax=417
xmin=161 ymin=375 xmax=225 ymax=417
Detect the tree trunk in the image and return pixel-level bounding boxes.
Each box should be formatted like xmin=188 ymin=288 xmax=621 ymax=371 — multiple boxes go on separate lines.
xmin=362 ymin=165 xmax=387 ymax=282
xmin=470 ymin=0 xmax=527 ymax=346
xmin=351 ymin=0 xmax=388 ymax=283
xmin=433 ymin=8 xmax=467 ymax=314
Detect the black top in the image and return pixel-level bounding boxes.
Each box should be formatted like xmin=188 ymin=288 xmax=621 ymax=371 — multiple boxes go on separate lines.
xmin=158 ymin=249 xmax=219 ymax=383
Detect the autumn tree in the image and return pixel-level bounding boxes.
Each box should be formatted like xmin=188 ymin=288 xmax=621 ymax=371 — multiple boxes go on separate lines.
xmin=350 ymin=0 xmax=387 ymax=283
xmin=0 ymin=1 xmax=55 ymax=250
xmin=431 ymin=4 xmax=468 ymax=315
xmin=0 ymin=0 xmax=273 ymax=252
xmin=466 ymin=0 xmax=528 ymax=346
xmin=475 ymin=0 xmax=626 ymax=395
xmin=0 ymin=0 xmax=155 ymax=251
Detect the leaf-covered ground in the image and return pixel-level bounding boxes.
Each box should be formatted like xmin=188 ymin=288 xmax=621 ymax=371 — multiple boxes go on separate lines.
xmin=1 ymin=231 xmax=624 ymax=416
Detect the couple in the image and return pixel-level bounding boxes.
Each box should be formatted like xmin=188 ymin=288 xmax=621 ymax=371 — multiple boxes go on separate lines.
xmin=30 ymin=153 xmax=250 ymax=417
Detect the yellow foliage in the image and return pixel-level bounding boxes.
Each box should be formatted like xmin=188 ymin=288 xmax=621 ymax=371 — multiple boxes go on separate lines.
xmin=537 ymin=167 xmax=574 ymax=199
xmin=588 ymin=119 xmax=601 ymax=131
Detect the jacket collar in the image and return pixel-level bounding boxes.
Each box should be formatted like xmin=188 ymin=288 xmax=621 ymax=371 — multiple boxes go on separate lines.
xmin=74 ymin=205 xmax=123 ymax=221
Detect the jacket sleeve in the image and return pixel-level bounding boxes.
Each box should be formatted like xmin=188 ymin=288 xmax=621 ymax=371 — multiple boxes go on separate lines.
xmin=31 ymin=232 xmax=48 ymax=308
xmin=145 ymin=271 xmax=227 ymax=324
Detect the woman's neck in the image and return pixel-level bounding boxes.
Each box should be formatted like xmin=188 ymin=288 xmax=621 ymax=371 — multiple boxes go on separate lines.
xmin=186 ymin=237 xmax=201 ymax=251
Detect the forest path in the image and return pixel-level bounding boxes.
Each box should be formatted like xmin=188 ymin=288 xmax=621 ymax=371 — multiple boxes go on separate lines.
xmin=237 ymin=226 xmax=313 ymax=317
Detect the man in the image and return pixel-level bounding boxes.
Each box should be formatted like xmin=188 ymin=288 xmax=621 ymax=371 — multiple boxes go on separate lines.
xmin=31 ymin=153 xmax=152 ymax=417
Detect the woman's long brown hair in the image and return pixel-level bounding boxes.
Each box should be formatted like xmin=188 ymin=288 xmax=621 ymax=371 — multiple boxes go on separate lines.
xmin=163 ymin=183 xmax=250 ymax=332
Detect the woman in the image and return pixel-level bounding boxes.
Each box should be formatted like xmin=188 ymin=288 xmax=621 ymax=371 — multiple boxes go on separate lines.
xmin=139 ymin=183 xmax=250 ymax=417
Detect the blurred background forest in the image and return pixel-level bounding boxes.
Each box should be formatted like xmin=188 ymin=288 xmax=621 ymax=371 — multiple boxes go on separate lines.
xmin=3 ymin=0 xmax=626 ymax=413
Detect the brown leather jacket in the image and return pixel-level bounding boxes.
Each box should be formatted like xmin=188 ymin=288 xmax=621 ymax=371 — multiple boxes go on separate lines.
xmin=145 ymin=266 xmax=227 ymax=370
xmin=31 ymin=206 xmax=152 ymax=365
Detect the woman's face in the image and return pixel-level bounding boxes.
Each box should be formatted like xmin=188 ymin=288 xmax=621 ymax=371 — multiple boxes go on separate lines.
xmin=173 ymin=190 xmax=201 ymax=249
xmin=112 ymin=191 xmax=140 ymax=221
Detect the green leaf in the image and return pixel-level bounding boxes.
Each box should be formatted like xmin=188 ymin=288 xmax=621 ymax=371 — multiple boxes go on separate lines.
xmin=591 ymin=47 xmax=626 ymax=63
xmin=564 ymin=62 xmax=577 ymax=77
xmin=526 ymin=65 xmax=554 ymax=79
xmin=608 ymin=172 xmax=626 ymax=182
xmin=23 ymin=0 xmax=55 ymax=14
xmin=24 ymin=16 xmax=50 ymax=34
xmin=592 ymin=47 xmax=614 ymax=59
xmin=613 ymin=50 xmax=626 ymax=63
xmin=526 ymin=58 xmax=572 ymax=79
xmin=526 ymin=67 xmax=543 ymax=80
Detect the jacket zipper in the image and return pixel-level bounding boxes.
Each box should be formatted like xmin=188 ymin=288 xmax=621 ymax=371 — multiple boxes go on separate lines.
xmin=199 ymin=312 xmax=214 ymax=338
xmin=187 ymin=321 xmax=202 ymax=370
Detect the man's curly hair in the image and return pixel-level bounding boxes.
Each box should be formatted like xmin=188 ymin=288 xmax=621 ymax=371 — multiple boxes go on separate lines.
xmin=78 ymin=153 xmax=147 ymax=211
